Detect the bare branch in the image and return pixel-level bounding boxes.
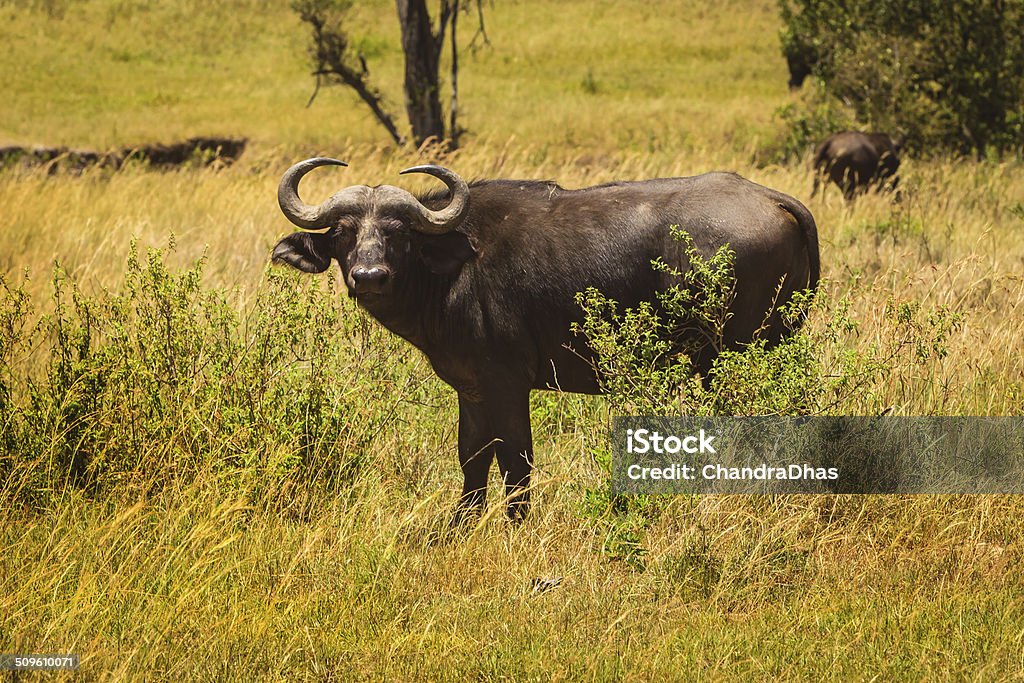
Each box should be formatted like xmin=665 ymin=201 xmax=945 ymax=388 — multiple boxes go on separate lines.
xmin=294 ymin=1 xmax=406 ymax=146
xmin=468 ymin=0 xmax=491 ymax=52
xmin=435 ymin=0 xmax=453 ymax=53
xmin=305 ymin=71 xmax=323 ymax=108
xmin=449 ymin=0 xmax=460 ymax=148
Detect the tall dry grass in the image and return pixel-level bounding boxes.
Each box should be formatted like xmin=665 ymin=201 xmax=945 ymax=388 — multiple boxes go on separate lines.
xmin=2 ymin=141 xmax=1022 ymax=681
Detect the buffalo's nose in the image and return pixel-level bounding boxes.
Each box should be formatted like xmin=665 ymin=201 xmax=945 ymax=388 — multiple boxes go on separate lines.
xmin=351 ymin=266 xmax=390 ymax=292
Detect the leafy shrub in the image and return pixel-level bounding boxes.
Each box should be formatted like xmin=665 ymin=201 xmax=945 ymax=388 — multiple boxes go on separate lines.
xmin=580 ymin=461 xmax=658 ymax=570
xmin=573 ymin=227 xmax=963 ymax=563
xmin=778 ymin=0 xmax=1024 ymax=157
xmin=575 ymin=229 xmax=961 ymax=418
xmin=758 ymin=87 xmax=856 ymax=166
xmin=0 ymin=239 xmax=437 ymax=510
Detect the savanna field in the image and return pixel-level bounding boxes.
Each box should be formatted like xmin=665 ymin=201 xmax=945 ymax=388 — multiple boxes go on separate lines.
xmin=2 ymin=0 xmax=1024 ymax=679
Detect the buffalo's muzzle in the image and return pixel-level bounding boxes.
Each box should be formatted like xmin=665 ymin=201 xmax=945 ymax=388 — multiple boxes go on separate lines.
xmin=350 ymin=265 xmax=391 ymax=294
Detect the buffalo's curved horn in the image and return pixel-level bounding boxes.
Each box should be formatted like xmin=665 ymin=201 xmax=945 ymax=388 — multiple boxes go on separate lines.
xmin=278 ymin=157 xmax=349 ymax=230
xmin=398 ymin=165 xmax=470 ymax=234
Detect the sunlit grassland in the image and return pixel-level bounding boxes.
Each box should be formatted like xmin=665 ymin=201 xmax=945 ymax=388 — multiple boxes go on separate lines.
xmin=2 ymin=0 xmax=1024 ymax=680
xmin=0 ymin=0 xmax=788 ymax=152
xmin=5 ymin=485 xmax=1024 ymax=679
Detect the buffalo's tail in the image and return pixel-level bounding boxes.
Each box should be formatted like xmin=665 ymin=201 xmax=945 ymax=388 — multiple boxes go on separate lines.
xmin=780 ymin=197 xmax=821 ymax=294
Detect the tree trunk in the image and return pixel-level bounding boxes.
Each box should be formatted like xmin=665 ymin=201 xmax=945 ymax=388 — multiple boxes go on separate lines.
xmin=396 ymin=0 xmax=446 ymax=146
xmin=449 ymin=0 xmax=460 ymax=148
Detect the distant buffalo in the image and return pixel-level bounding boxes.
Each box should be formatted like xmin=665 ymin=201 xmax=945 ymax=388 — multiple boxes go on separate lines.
xmin=812 ymin=131 xmax=901 ymax=200
xmin=786 ymin=52 xmax=813 ymax=90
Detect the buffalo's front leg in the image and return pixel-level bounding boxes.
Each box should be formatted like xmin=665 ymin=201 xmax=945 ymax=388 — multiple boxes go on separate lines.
xmin=489 ymin=388 xmax=534 ymax=521
xmin=455 ymin=388 xmax=534 ymax=521
xmin=454 ymin=394 xmax=497 ymax=523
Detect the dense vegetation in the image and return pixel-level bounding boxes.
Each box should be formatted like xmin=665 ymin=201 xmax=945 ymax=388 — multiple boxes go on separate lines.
xmin=779 ymin=0 xmax=1024 ymax=157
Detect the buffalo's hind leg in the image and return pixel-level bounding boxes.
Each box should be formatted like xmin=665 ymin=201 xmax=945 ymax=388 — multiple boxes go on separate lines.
xmin=488 ymin=388 xmax=534 ymax=522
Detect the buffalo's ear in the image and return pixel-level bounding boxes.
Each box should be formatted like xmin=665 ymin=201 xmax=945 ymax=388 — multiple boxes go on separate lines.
xmin=272 ymin=232 xmax=333 ymax=273
xmin=416 ymin=231 xmax=477 ymax=275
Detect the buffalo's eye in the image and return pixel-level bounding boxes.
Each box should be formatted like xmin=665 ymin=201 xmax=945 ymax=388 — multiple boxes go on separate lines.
xmin=382 ymin=218 xmax=406 ymax=233
xmin=333 ymin=217 xmax=357 ymax=232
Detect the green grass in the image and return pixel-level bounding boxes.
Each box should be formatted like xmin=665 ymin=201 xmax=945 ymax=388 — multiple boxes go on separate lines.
xmin=2 ymin=0 xmax=1024 ymax=680
xmin=0 ymin=0 xmax=791 ymax=155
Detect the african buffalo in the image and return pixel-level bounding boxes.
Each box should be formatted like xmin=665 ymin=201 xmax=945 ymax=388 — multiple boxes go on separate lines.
xmin=272 ymin=159 xmax=821 ymax=520
xmin=786 ymin=51 xmax=813 ymax=90
xmin=812 ymin=131 xmax=901 ymax=200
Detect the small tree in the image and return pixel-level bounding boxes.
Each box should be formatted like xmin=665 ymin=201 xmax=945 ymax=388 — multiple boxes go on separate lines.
xmin=779 ymin=0 xmax=1024 ymax=157
xmin=293 ymin=0 xmax=488 ymax=149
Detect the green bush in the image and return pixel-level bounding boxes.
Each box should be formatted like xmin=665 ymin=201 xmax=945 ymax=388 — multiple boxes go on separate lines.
xmin=0 ymin=239 xmax=437 ymax=509
xmin=574 ymin=229 xmax=961 ymax=418
xmin=779 ymin=0 xmax=1024 ymax=157
xmin=572 ymin=227 xmax=963 ymax=563
xmin=757 ymin=87 xmax=857 ymax=167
